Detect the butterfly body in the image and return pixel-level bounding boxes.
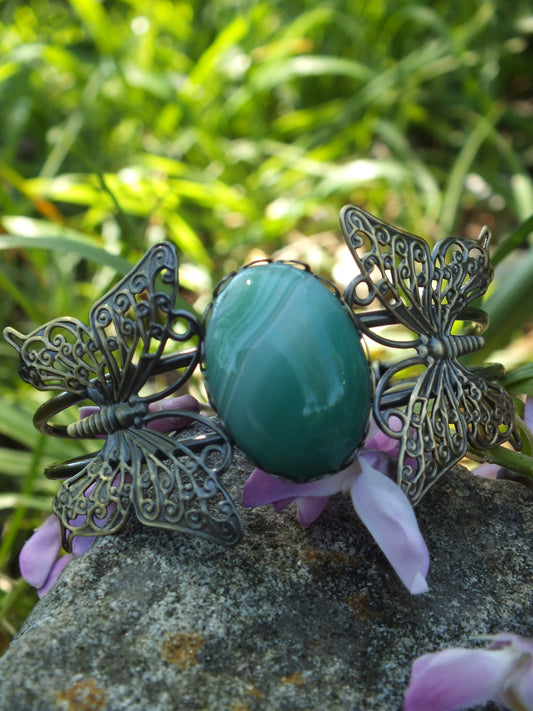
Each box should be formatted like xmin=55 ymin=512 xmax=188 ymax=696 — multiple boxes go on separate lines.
xmin=66 ymin=401 xmax=149 ymax=438
xmin=4 ymin=242 xmax=242 ymax=548
xmin=418 ymin=333 xmax=484 ymax=361
xmin=340 ymin=205 xmax=519 ymax=503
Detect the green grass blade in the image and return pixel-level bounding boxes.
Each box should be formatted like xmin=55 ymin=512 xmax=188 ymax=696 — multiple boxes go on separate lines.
xmin=482 ymin=247 xmax=533 ymax=356
xmin=439 ymin=108 xmax=502 ymax=235
xmin=0 ymin=218 xmax=131 ymax=273
xmin=0 ymin=434 xmax=47 ymax=571
xmin=491 ymin=214 xmax=533 ymax=268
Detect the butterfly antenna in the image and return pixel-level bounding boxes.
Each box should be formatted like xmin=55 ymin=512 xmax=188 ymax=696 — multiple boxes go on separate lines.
xmin=3 ymin=327 xmax=25 ymax=352
xmin=477 ymin=225 xmax=491 ymax=249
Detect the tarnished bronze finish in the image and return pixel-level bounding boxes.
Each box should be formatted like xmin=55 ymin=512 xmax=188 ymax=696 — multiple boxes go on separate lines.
xmin=4 ymin=242 xmax=242 ymax=549
xmin=341 ymin=205 xmax=519 ymax=504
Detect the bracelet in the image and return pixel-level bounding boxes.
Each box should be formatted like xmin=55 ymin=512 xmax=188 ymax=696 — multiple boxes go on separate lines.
xmin=3 ymin=206 xmax=520 ymax=549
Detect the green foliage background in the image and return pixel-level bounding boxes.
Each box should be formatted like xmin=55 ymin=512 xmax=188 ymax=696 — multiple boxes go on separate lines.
xmin=0 ymin=0 xmax=532 ymax=644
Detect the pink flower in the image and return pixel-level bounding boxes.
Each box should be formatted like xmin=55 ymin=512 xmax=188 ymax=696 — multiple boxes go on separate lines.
xmin=19 ymin=515 xmax=93 ymax=598
xmin=404 ymin=633 xmax=533 ymax=711
xmin=243 ymin=419 xmax=430 ymax=595
xmin=19 ymin=394 xmax=200 ymax=596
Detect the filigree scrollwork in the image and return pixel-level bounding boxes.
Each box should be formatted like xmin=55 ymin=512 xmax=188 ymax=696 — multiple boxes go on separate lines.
xmin=4 ymin=242 xmax=242 ymax=548
xmin=340 ymin=205 xmax=520 ymax=503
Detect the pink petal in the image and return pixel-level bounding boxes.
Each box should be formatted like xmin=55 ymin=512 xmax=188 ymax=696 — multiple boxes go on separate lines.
xmin=19 ymin=515 xmax=63 ymax=588
xmin=365 ymin=417 xmax=401 ymax=456
xmin=37 ymin=555 xmax=73 ymax=598
xmin=71 ymin=535 xmax=96 ymax=556
xmin=242 ymin=468 xmax=354 ymax=508
xmin=360 ymin=450 xmax=394 ymax=476
xmin=489 ymin=633 xmax=533 ymax=655
xmin=524 ymin=397 xmax=533 ymax=432
xmin=490 ymin=634 xmax=533 ymax=711
xmin=471 ymin=463 xmax=500 ymax=479
xmin=80 ymin=396 xmax=200 ymax=435
xmin=79 ymin=406 xmax=99 ymax=419
xmin=273 ymin=498 xmax=293 ymax=512
xmin=404 ymin=646 xmax=518 ymax=711
xmin=295 ymin=496 xmax=330 ymax=527
xmin=147 ymin=395 xmax=200 ymax=432
xmin=350 ymin=457 xmax=429 ymax=594
xmin=503 ymin=658 xmax=533 ymax=711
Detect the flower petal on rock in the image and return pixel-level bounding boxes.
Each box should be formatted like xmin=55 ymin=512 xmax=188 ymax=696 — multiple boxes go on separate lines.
xmin=19 ymin=515 xmax=63 ymax=588
xmin=79 ymin=406 xmax=99 ymax=419
xmin=295 ymin=496 xmax=330 ymax=527
xmin=490 ymin=634 xmax=533 ymax=711
xmin=404 ymin=646 xmax=517 ymax=711
xmin=350 ymin=459 xmax=429 ymax=594
xmin=472 ymin=463 xmax=501 ymax=479
xmin=243 ymin=468 xmax=354 ymax=508
xmin=71 ymin=535 xmax=96 ymax=556
xmin=37 ymin=555 xmax=73 ymax=599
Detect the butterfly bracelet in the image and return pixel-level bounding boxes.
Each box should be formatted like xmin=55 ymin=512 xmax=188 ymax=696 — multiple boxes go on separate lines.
xmin=4 ymin=206 xmax=520 ymax=550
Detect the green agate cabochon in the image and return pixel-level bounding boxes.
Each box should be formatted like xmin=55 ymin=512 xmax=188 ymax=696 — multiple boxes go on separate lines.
xmin=203 ymin=262 xmax=372 ymax=482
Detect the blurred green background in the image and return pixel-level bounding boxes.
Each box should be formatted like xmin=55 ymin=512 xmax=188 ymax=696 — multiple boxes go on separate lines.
xmin=1 ymin=0 xmax=532 ymax=645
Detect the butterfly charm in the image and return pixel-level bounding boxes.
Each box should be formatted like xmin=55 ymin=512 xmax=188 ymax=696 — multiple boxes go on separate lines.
xmin=339 ymin=205 xmax=520 ymax=504
xmin=4 ymin=242 xmax=242 ymax=549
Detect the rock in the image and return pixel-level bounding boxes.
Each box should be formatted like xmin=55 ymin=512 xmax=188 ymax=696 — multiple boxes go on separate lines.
xmin=0 ymin=448 xmax=531 ymax=711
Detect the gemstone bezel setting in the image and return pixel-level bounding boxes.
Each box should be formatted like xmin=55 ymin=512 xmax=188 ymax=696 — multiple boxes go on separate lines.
xmin=203 ymin=261 xmax=372 ymax=482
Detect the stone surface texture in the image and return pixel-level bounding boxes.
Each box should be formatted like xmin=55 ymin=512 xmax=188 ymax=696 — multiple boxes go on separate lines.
xmin=0 ymin=448 xmax=531 ymax=711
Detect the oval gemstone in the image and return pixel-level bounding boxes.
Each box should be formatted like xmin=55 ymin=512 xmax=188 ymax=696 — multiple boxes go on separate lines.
xmin=203 ymin=262 xmax=371 ymax=482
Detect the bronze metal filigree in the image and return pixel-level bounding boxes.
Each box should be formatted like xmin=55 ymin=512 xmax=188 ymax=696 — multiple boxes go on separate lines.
xmin=4 ymin=242 xmax=242 ymax=549
xmin=341 ymin=205 xmax=520 ymax=503
xmin=4 ymin=207 xmax=521 ymax=549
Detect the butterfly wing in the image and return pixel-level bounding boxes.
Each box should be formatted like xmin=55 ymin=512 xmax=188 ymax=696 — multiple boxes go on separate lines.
xmin=4 ymin=242 xmax=200 ymax=404
xmin=340 ymin=205 xmax=494 ymax=342
xmin=53 ymin=433 xmax=134 ymax=550
xmin=4 ymin=318 xmax=105 ymax=397
xmin=374 ymin=358 xmax=468 ymax=503
xmin=54 ymin=413 xmax=242 ymax=548
xmin=128 ymin=421 xmax=242 ymax=546
xmin=428 ymin=230 xmax=493 ymax=332
xmin=374 ymin=358 xmax=518 ymax=503
xmin=87 ymin=241 xmax=200 ymax=403
xmin=340 ymin=204 xmax=437 ymax=341
xmin=454 ymin=362 xmax=518 ymax=451
xmin=7 ymin=244 xmax=239 ymax=548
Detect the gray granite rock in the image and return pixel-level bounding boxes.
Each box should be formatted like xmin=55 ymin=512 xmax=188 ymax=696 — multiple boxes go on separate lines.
xmin=0 ymin=448 xmax=532 ymax=711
